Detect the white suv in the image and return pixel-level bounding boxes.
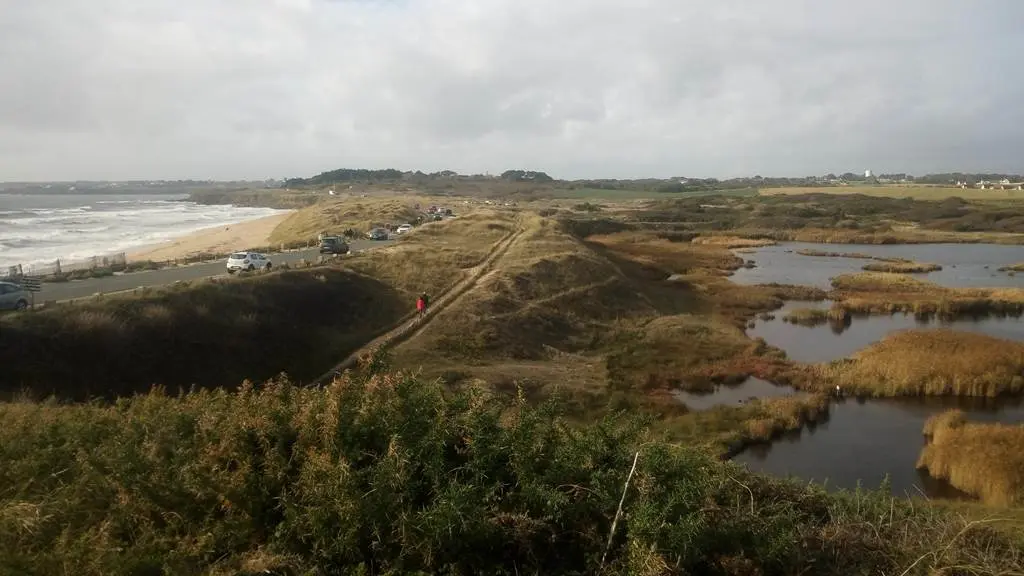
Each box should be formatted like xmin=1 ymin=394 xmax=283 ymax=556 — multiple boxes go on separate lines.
xmin=226 ymin=251 xmax=272 ymax=274
xmin=396 ymin=223 xmax=413 ymax=234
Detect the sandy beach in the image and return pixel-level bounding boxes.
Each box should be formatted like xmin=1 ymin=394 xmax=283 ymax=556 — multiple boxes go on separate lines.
xmin=127 ymin=212 xmax=293 ymax=262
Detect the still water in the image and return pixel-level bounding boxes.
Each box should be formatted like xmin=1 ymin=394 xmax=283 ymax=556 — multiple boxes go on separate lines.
xmin=733 ymin=396 xmax=1024 ymax=499
xmin=732 ymin=242 xmax=1024 ymax=290
xmin=673 ymin=377 xmax=796 ymax=410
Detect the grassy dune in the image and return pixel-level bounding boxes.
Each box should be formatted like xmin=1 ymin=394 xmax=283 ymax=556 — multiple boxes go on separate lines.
xmin=812 ymin=330 xmax=1024 ymax=397
xmin=831 ymin=272 xmax=1024 ymax=317
xmin=917 ymin=411 xmax=1024 ymax=506
xmin=345 ymin=210 xmax=517 ymax=298
xmin=0 ymin=363 xmax=1020 ymax=575
xmin=0 ymin=268 xmax=406 ymax=400
xmin=268 ymin=196 xmax=424 ymax=244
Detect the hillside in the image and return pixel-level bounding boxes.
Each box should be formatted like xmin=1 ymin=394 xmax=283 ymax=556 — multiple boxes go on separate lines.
xmin=0 ymin=268 xmax=406 ymax=400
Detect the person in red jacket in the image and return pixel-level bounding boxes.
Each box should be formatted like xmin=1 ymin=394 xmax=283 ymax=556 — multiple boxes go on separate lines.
xmin=416 ymin=295 xmax=426 ymax=318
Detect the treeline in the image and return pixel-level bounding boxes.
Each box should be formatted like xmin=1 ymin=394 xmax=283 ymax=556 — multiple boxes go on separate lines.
xmin=280 ymin=167 xmax=1024 ymax=192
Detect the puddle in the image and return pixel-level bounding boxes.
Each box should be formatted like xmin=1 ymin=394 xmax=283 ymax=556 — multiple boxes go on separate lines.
xmin=733 ymin=396 xmax=1024 ymax=499
xmin=673 ymin=377 xmax=796 ymax=410
xmin=731 ymin=242 xmax=1024 ymax=290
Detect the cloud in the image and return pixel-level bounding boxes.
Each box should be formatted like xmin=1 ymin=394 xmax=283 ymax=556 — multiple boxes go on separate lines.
xmin=1 ymin=0 xmax=1022 ymax=180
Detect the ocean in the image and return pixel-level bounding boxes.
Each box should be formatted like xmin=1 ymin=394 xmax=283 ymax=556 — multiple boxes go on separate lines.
xmin=0 ymin=193 xmax=285 ymax=273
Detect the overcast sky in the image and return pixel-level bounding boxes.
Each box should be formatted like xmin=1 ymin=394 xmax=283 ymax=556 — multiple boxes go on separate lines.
xmin=1 ymin=0 xmax=1022 ymax=181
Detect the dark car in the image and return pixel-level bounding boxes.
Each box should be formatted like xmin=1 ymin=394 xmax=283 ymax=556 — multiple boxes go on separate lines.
xmin=368 ymin=228 xmax=389 ymax=241
xmin=319 ymin=236 xmax=350 ymax=255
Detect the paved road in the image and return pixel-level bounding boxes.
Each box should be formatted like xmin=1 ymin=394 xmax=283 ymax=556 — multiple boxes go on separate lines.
xmin=37 ymin=239 xmax=394 ymax=302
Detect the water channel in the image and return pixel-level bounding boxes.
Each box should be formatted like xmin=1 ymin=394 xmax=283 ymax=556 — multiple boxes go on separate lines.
xmin=714 ymin=242 xmax=1024 ymax=499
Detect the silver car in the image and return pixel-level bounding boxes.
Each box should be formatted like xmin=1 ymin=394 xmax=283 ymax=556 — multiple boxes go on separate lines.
xmin=0 ymin=281 xmax=30 ymax=311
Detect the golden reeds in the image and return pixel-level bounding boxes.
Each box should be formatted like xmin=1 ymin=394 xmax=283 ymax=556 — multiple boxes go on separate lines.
xmin=813 ymin=329 xmax=1024 ymax=397
xmin=917 ymin=410 xmax=1024 ymax=506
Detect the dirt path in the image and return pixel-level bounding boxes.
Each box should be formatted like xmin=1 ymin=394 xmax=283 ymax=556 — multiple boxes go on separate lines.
xmin=313 ymin=220 xmax=525 ymax=384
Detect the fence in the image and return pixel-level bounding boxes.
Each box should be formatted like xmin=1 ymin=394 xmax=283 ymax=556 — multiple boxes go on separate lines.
xmin=3 ymin=253 xmax=130 ymax=280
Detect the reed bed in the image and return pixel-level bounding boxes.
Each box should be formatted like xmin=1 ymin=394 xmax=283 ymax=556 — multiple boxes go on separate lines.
xmin=831 ymin=272 xmax=1024 ymax=318
xmin=782 ymin=307 xmax=850 ymax=327
xmin=917 ymin=410 xmax=1024 ymax=506
xmin=814 ymin=329 xmax=1024 ymax=397
xmin=861 ymin=260 xmax=942 ymax=273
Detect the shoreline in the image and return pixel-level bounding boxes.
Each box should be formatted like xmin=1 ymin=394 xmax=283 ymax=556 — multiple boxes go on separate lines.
xmin=126 ymin=212 xmax=293 ymax=263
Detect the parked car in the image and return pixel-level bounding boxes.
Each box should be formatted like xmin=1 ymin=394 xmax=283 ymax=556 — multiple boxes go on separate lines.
xmin=0 ymin=281 xmax=30 ymax=311
xmin=368 ymin=228 xmax=389 ymax=241
xmin=319 ymin=235 xmax=350 ymax=255
xmin=226 ymin=252 xmax=272 ymax=274
xmin=395 ymin=224 xmax=413 ymax=235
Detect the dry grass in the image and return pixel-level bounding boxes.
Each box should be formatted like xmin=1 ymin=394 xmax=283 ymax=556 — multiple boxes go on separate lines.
xmin=812 ymin=330 xmax=1024 ymax=397
xmin=796 ymin=248 xmax=877 ymax=259
xmin=761 ymin=185 xmax=1024 ymax=201
xmin=267 ymin=195 xmax=427 ymax=244
xmin=741 ymin=394 xmax=831 ymax=443
xmin=861 ymin=260 xmax=942 ymax=273
xmin=831 ymin=272 xmax=1024 ymax=317
xmin=998 ymin=263 xmax=1024 ymax=272
xmin=782 ymin=307 xmax=850 ymax=327
xmin=691 ymin=235 xmax=776 ymax=249
xmin=345 ymin=210 xmax=516 ymax=298
xmin=916 ymin=410 xmax=1024 ymax=506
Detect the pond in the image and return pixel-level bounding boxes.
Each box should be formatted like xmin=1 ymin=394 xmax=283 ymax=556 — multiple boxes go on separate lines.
xmin=673 ymin=377 xmax=796 ymax=410
xmin=732 ymin=242 xmax=1024 ymax=290
xmin=748 ymin=300 xmax=1024 ymax=363
xmin=733 ymin=395 xmax=1024 ymax=499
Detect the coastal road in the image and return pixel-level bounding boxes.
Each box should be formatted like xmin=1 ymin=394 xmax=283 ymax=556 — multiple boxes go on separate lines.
xmin=36 ymin=239 xmax=394 ymax=303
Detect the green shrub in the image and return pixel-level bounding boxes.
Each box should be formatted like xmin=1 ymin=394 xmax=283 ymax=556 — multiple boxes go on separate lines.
xmin=0 ymin=354 xmax=1020 ymax=574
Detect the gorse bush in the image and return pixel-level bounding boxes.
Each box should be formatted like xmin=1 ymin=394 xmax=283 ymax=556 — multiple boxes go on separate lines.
xmin=1 ymin=355 xmax=1021 ymax=575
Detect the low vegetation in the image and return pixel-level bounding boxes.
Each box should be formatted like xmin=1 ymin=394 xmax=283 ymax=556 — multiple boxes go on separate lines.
xmin=796 ymin=248 xmax=877 ymax=259
xmin=760 ymin=184 xmax=1024 ymax=201
xmin=1 ymin=361 xmax=1021 ymax=575
xmin=627 ymin=193 xmax=1024 ymax=243
xmin=345 ymin=210 xmax=516 ymax=298
xmin=781 ymin=307 xmax=850 ymax=327
xmin=998 ymin=262 xmax=1024 ymax=272
xmin=0 ymin=268 xmax=407 ymax=400
xmin=810 ymin=329 xmax=1024 ymax=397
xmin=861 ymin=260 xmax=942 ymax=273
xmin=830 ymin=272 xmax=1024 ymax=318
xmin=917 ymin=410 xmax=1024 ymax=506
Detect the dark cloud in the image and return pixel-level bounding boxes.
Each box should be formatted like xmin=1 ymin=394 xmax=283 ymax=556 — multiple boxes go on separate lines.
xmin=1 ymin=0 xmax=1022 ymax=180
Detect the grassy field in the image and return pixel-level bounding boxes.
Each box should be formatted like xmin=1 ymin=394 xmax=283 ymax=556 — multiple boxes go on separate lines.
xmin=809 ymin=330 xmax=1024 ymax=397
xmin=917 ymin=410 xmax=1024 ymax=506
xmin=761 ymin=185 xmax=1024 ymax=201
xmin=1 ymin=362 xmax=1021 ymax=575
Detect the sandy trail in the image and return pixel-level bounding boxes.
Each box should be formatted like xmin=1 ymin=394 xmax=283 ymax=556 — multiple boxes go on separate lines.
xmin=126 ymin=213 xmax=292 ymax=262
xmin=313 ymin=219 xmax=525 ymax=384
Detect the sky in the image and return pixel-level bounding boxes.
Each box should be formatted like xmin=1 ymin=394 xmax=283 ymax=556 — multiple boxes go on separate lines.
xmin=1 ymin=0 xmax=1022 ymax=181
